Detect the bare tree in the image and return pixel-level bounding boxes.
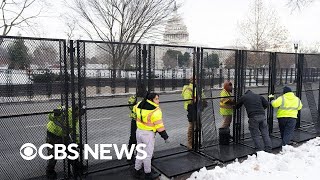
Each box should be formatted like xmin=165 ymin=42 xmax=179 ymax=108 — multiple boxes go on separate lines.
xmin=65 ymin=20 xmax=76 ymax=41
xmin=238 ymin=0 xmax=289 ymax=51
xmin=287 ymin=0 xmax=315 ymax=11
xmin=32 ymin=43 xmax=58 ymax=68
xmin=68 ymin=0 xmax=176 ymax=70
xmin=0 ymin=0 xmax=44 ymax=36
xmin=299 ymin=42 xmax=320 ymax=53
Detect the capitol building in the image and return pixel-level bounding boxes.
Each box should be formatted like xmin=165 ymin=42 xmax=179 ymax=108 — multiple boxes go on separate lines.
xmin=163 ymin=4 xmax=189 ymax=45
xmin=154 ymin=4 xmax=191 ymax=69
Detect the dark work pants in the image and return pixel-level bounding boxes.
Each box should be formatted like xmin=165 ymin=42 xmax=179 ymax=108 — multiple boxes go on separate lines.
xmin=248 ymin=115 xmax=272 ymax=152
xmin=46 ymin=131 xmax=80 ymax=172
xmin=46 ymin=131 xmax=64 ymax=172
xmin=129 ymin=118 xmax=137 ymax=150
xmin=278 ymin=117 xmax=296 ymax=146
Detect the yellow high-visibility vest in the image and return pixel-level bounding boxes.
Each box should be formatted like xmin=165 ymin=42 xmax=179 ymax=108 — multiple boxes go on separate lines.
xmin=182 ymin=83 xmax=195 ymax=110
xmin=133 ymin=100 xmax=165 ymax=132
xmin=271 ymin=92 xmax=302 ymax=118
xmin=219 ymin=89 xmax=233 ymax=116
xmin=128 ymin=95 xmax=137 ymax=119
xmin=47 ymin=106 xmax=79 ymax=142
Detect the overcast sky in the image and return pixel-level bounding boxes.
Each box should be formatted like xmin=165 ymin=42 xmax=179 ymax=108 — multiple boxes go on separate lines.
xmin=178 ymin=0 xmax=320 ymax=49
xmin=17 ymin=0 xmax=320 ymax=50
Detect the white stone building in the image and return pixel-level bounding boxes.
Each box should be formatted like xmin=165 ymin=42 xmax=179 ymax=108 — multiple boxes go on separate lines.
xmin=155 ymin=3 xmax=190 ymax=69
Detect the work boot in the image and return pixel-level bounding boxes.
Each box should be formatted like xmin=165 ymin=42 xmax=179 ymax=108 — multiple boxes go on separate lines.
xmin=151 ymin=168 xmax=160 ymax=177
xmin=145 ymin=171 xmax=160 ymax=180
xmin=132 ymin=168 xmax=143 ymax=179
xmin=229 ymin=134 xmax=233 ymax=142
xmin=46 ymin=169 xmax=57 ymax=180
xmin=74 ymin=162 xmax=88 ymax=172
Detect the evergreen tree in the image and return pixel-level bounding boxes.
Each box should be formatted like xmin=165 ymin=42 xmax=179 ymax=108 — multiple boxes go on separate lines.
xmin=162 ymin=49 xmax=190 ymax=68
xmin=205 ymin=53 xmax=219 ymax=68
xmin=8 ymin=38 xmax=30 ymax=69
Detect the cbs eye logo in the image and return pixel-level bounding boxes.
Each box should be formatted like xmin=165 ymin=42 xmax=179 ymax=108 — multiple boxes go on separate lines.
xmin=20 ymin=143 xmax=37 ymax=160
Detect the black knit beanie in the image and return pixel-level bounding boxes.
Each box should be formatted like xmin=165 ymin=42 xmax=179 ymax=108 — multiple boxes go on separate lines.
xmin=283 ymin=86 xmax=292 ymax=94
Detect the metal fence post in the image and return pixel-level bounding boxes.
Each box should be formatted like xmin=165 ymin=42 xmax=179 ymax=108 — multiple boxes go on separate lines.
xmin=142 ymin=44 xmax=147 ymax=91
xmin=262 ymin=68 xmax=265 ymax=85
xmin=96 ymin=69 xmax=101 ymax=94
xmin=125 ymin=69 xmax=129 ymax=93
xmin=267 ymin=52 xmax=276 ymax=134
xmin=147 ymin=45 xmax=154 ymax=92
xmin=296 ymin=54 xmax=304 ymax=128
xmin=219 ymin=68 xmax=223 ymax=88
xmin=256 ymin=68 xmax=259 ymax=86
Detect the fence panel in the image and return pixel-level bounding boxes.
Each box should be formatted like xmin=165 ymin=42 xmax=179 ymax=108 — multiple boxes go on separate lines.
xmin=200 ymin=48 xmax=237 ymax=147
xmin=74 ymin=40 xmax=142 ymax=173
xmin=301 ymin=54 xmax=320 ymax=127
xmin=238 ymin=51 xmax=272 ymax=139
xmin=148 ymin=44 xmax=197 ymax=151
xmin=0 ymin=36 xmax=67 ymax=179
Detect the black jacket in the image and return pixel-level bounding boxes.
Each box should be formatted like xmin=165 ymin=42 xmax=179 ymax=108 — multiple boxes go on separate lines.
xmin=236 ymin=90 xmax=269 ymax=118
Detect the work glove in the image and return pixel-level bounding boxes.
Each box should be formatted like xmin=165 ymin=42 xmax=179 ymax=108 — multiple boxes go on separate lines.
xmin=80 ymin=107 xmax=86 ymax=116
xmin=159 ymin=130 xmax=169 ymax=141
xmin=202 ymin=100 xmax=208 ymax=108
xmin=53 ymin=109 xmax=62 ymax=117
xmin=268 ymin=94 xmax=274 ymax=101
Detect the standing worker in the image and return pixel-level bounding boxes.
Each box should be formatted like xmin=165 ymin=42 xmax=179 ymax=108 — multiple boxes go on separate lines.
xmin=269 ymin=86 xmax=302 ymax=146
xmin=220 ymin=80 xmax=234 ymax=128
xmin=218 ymin=81 xmax=234 ymax=144
xmin=133 ymin=93 xmax=169 ymax=180
xmin=46 ymin=104 xmax=85 ymax=179
xmin=236 ymin=90 xmax=272 ymax=152
xmin=182 ymin=77 xmax=196 ymax=150
xmin=181 ymin=77 xmax=206 ymax=149
xmin=128 ymin=85 xmax=146 ymax=163
xmin=128 ymin=95 xmax=138 ymax=152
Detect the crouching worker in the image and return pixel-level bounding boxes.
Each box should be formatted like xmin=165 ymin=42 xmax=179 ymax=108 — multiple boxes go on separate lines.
xmin=133 ymin=93 xmax=169 ymax=180
xmin=236 ymin=90 xmax=272 ymax=152
xmin=46 ymin=104 xmax=86 ymax=179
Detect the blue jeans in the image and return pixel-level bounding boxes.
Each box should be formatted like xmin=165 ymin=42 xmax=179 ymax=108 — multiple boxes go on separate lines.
xmin=248 ymin=115 xmax=272 ymax=152
xmin=278 ymin=118 xmax=296 ymax=146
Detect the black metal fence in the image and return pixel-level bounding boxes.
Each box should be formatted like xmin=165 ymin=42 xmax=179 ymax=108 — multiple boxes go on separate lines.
xmin=1 ymin=35 xmax=320 ymax=179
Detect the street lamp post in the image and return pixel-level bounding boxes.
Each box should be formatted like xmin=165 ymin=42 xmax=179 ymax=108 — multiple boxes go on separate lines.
xmin=176 ymin=54 xmax=179 ymax=68
xmin=294 ymin=43 xmax=299 ymax=67
xmin=294 ymin=43 xmax=299 ymax=82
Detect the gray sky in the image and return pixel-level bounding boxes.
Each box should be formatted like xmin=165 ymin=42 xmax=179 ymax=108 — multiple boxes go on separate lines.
xmin=14 ymin=0 xmax=320 ymax=50
xmin=179 ymin=0 xmax=320 ymax=49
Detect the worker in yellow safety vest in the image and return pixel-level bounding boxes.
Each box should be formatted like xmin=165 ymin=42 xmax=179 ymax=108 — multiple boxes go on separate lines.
xmin=182 ymin=77 xmax=196 ymax=149
xmin=269 ymin=86 xmax=302 ymax=146
xmin=133 ymin=93 xmax=169 ymax=180
xmin=46 ymin=104 xmax=86 ymax=179
xmin=181 ymin=77 xmax=207 ymax=149
xmin=220 ymin=81 xmax=235 ymax=128
xmin=128 ymin=95 xmax=138 ymax=152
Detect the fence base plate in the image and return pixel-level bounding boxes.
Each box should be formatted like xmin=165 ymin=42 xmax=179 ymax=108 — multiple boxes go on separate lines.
xmin=200 ymin=143 xmax=256 ymax=163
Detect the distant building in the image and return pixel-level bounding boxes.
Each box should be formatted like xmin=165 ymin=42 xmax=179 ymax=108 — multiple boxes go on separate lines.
xmin=163 ymin=4 xmax=189 ymax=45
xmin=155 ymin=3 xmax=190 ymax=69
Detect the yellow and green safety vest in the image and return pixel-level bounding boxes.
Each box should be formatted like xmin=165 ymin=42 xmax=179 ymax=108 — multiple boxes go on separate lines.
xmin=219 ymin=89 xmax=233 ymax=116
xmin=182 ymin=83 xmax=195 ymax=110
xmin=47 ymin=106 xmax=79 ymax=143
xmin=133 ymin=100 xmax=165 ymax=133
xmin=271 ymin=92 xmax=303 ymax=118
xmin=128 ymin=95 xmax=137 ymax=119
